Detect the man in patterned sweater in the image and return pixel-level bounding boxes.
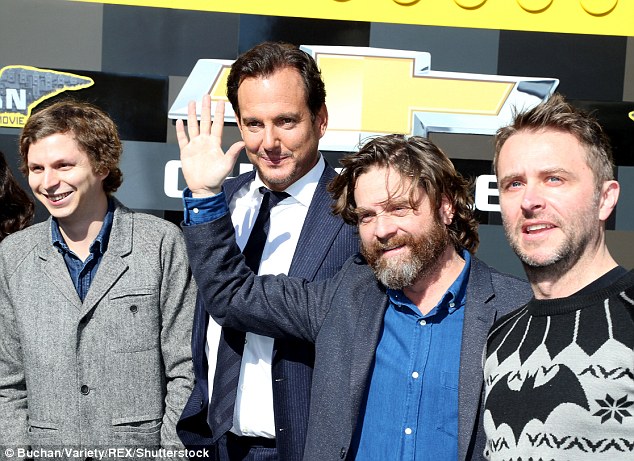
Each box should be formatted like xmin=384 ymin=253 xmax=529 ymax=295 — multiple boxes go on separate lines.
xmin=483 ymin=93 xmax=634 ymax=460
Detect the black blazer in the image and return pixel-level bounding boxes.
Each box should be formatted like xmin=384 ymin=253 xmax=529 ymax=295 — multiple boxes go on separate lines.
xmin=182 ymin=211 xmax=533 ymax=460
xmin=176 ymin=165 xmax=359 ymax=460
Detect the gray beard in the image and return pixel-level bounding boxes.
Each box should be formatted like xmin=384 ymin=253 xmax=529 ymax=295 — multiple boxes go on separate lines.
xmin=362 ymin=221 xmax=450 ymax=290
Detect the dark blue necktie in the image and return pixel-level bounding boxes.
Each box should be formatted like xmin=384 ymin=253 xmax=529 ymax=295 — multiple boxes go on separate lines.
xmin=208 ymin=187 xmax=289 ymax=441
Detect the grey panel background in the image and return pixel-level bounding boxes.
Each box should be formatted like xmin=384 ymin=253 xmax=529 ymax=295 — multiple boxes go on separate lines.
xmin=237 ymin=15 xmax=371 ymax=54
xmin=626 ymin=37 xmax=634 ymax=101
xmin=101 ymin=6 xmax=240 ymax=76
xmin=370 ymin=23 xmax=500 ymax=74
xmin=498 ymin=31 xmax=627 ymax=101
xmin=477 ymin=225 xmax=526 ymax=280
xmin=616 ymin=167 xmax=634 ymax=231
xmin=430 ymin=133 xmax=496 ymax=162
xmin=116 ymin=141 xmax=183 ymax=211
xmin=0 ymin=0 xmax=103 ymax=72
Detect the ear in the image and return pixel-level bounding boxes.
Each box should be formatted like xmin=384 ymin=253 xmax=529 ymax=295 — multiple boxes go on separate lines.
xmin=598 ymin=180 xmax=619 ymax=222
xmin=439 ymin=195 xmax=455 ymax=225
xmin=94 ymin=166 xmax=109 ymax=182
xmin=315 ymin=104 xmax=328 ymax=139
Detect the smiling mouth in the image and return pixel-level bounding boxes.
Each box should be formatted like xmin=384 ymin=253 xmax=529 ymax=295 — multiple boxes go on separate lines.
xmin=524 ymin=223 xmax=555 ymax=234
xmin=259 ymin=153 xmax=291 ymax=164
xmin=45 ymin=192 xmax=72 ymax=203
xmin=381 ymin=245 xmax=405 ymax=254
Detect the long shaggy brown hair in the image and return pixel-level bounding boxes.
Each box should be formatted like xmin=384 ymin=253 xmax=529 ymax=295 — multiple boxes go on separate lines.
xmin=329 ymin=134 xmax=479 ymax=254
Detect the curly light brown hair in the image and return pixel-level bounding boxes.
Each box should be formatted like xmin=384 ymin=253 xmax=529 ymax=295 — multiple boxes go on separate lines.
xmin=19 ymin=99 xmax=123 ymax=195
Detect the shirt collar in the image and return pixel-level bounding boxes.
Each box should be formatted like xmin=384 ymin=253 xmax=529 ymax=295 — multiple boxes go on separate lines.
xmin=387 ymin=249 xmax=472 ymax=316
xmin=252 ymin=154 xmax=325 ymax=208
xmin=51 ymin=197 xmax=115 ymax=256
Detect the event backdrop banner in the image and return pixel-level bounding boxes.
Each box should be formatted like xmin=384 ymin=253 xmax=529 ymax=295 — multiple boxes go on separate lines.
xmin=169 ymin=46 xmax=559 ymax=152
xmin=72 ymin=0 xmax=634 ymax=36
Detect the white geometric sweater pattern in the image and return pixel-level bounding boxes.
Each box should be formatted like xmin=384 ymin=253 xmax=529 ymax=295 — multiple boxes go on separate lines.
xmin=483 ymin=271 xmax=634 ymax=461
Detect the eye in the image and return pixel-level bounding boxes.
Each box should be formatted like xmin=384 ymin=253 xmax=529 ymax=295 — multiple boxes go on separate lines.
xmin=390 ymin=206 xmax=411 ymax=217
xmin=29 ymin=165 xmax=43 ymax=173
xmin=546 ymin=176 xmax=562 ymax=184
xmin=502 ymin=180 xmax=523 ymax=191
xmin=356 ymin=212 xmax=375 ymax=224
xmin=243 ymin=120 xmax=263 ymax=131
xmin=278 ymin=117 xmax=296 ymax=128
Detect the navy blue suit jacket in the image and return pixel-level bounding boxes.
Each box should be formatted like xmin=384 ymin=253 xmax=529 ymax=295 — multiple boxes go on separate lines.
xmin=176 ymin=165 xmax=359 ymax=460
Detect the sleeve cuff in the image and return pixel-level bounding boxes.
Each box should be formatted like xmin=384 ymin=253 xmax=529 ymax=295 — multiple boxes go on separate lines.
xmin=182 ymin=188 xmax=229 ymax=225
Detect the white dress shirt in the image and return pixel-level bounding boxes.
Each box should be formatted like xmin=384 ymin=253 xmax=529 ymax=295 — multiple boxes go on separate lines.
xmin=206 ymin=156 xmax=325 ymax=438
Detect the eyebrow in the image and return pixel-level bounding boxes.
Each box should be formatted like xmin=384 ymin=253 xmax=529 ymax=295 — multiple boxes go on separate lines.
xmin=498 ymin=167 xmax=572 ymax=185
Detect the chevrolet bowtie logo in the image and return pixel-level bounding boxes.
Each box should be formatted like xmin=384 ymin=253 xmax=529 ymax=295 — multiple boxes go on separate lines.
xmin=169 ymin=46 xmax=558 ymax=152
xmin=0 ymin=65 xmax=94 ymax=128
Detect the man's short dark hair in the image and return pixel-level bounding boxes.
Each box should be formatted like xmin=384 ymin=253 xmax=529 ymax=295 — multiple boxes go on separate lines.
xmin=494 ymin=93 xmax=615 ymax=191
xmin=226 ymin=41 xmax=326 ymax=120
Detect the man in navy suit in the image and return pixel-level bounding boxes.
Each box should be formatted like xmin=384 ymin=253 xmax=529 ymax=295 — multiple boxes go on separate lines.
xmin=175 ymin=42 xmax=358 ymax=461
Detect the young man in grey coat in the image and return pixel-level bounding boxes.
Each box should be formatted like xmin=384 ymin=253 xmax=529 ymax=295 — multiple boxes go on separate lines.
xmin=0 ymin=100 xmax=196 ymax=460
xmin=177 ymin=96 xmax=532 ymax=460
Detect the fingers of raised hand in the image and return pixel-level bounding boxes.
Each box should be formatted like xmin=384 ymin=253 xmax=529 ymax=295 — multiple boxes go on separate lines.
xmin=210 ymin=100 xmax=226 ymax=139
xmin=175 ymin=119 xmax=189 ymax=150
xmin=199 ymin=93 xmax=212 ymax=135
xmin=186 ymin=99 xmax=200 ymax=139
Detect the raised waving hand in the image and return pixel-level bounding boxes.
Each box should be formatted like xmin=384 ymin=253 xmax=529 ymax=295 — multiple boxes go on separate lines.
xmin=176 ymin=94 xmax=245 ymax=197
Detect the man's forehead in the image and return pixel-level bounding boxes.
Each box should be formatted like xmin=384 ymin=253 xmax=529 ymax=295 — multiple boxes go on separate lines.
xmin=354 ymin=166 xmax=421 ymax=203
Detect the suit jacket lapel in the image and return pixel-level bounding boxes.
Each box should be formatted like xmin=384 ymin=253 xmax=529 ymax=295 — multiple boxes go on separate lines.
xmin=458 ymin=258 xmax=496 ymax=460
xmin=80 ymin=201 xmax=132 ymax=318
xmin=288 ymin=166 xmax=343 ymax=280
xmin=38 ymin=219 xmax=82 ymax=309
xmin=349 ymin=274 xmax=388 ymax=430
xmin=222 ymin=171 xmax=255 ymax=199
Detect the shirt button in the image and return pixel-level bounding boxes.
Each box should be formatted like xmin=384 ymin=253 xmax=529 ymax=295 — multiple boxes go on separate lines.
xmin=419 ymin=319 xmax=427 ymax=326
xmin=193 ymin=207 xmax=200 ymax=214
xmin=404 ymin=428 xmax=413 ymax=435
xmin=80 ymin=385 xmax=90 ymax=395
xmin=129 ymin=305 xmax=138 ymax=313
xmin=449 ymin=302 xmax=455 ymax=308
xmin=411 ymin=371 xmax=419 ymax=379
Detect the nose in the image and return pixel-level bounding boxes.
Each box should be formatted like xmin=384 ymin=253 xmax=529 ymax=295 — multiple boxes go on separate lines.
xmin=373 ymin=213 xmax=398 ymax=241
xmin=262 ymin=125 xmax=280 ymax=151
xmin=41 ymin=168 xmax=59 ymax=190
xmin=520 ymin=182 xmax=545 ymax=214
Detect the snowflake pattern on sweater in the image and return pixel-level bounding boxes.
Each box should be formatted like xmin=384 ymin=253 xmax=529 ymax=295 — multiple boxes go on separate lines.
xmin=483 ymin=271 xmax=634 ymax=461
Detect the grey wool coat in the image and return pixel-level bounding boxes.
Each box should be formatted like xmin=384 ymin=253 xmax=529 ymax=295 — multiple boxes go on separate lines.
xmin=182 ymin=212 xmax=533 ymax=461
xmin=0 ymin=200 xmax=196 ymax=460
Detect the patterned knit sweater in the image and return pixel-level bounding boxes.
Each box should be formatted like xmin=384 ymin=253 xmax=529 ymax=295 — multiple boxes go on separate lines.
xmin=483 ymin=270 xmax=634 ymax=461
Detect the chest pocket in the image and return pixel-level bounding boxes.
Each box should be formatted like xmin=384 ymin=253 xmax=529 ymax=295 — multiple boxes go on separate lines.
xmin=109 ymin=287 xmax=160 ymax=352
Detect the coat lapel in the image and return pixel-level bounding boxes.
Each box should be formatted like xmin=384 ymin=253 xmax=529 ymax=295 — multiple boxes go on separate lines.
xmin=458 ymin=258 xmax=496 ymax=460
xmin=348 ymin=271 xmax=388 ymax=430
xmin=80 ymin=201 xmax=132 ymax=318
xmin=288 ymin=166 xmax=344 ymax=280
xmin=38 ymin=220 xmax=82 ymax=309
